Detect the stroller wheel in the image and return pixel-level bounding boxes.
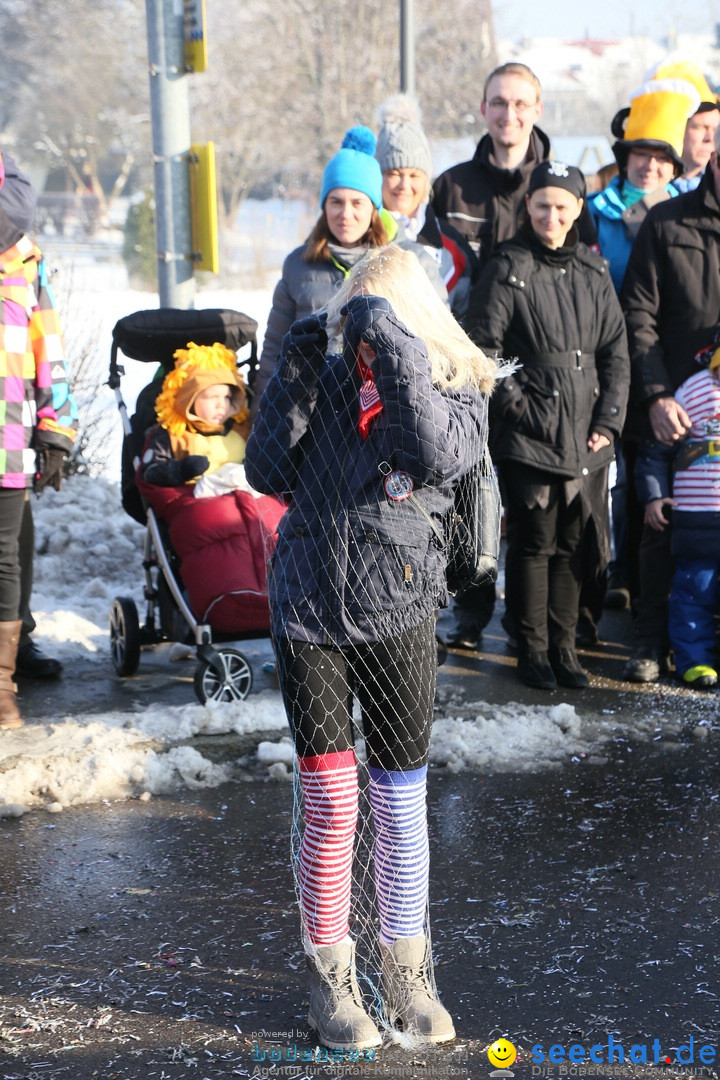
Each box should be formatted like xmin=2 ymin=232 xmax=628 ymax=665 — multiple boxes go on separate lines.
xmin=110 ymin=597 xmax=141 ymax=676
xmin=194 ymin=647 xmax=253 ymax=704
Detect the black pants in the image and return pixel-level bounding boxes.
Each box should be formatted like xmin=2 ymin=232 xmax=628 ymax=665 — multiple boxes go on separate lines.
xmin=275 ymin=616 xmax=436 ymax=772
xmin=0 ymin=489 xmax=28 ymax=622
xmin=19 ymin=496 xmax=35 ymax=642
xmin=500 ymin=464 xmax=584 ymax=654
xmin=451 ymin=580 xmax=496 ymax=633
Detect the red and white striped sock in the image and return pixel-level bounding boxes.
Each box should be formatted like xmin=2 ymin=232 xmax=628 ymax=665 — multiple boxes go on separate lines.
xmin=298 ymin=749 xmax=359 ymax=945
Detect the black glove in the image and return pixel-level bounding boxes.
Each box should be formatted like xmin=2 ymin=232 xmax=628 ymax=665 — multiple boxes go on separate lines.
xmin=283 ymin=312 xmax=328 ymax=378
xmin=34 ymin=447 xmax=67 ymax=493
xmin=180 ymin=454 xmax=210 ymax=480
xmin=288 ymin=312 xmax=328 ymax=354
xmin=340 ymin=295 xmax=393 ymax=353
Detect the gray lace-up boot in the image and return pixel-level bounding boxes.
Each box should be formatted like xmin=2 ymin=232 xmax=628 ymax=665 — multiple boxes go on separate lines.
xmin=306 ymin=941 xmax=382 ymax=1051
xmin=380 ymin=935 xmax=456 ymax=1044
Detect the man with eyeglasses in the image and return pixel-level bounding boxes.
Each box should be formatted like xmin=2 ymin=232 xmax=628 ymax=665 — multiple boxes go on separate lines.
xmin=431 ymin=63 xmax=549 ymax=274
xmin=433 ymin=63 xmax=572 ymax=652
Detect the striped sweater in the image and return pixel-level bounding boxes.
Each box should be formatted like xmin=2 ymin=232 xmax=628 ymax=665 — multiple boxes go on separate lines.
xmin=673 ymin=369 xmax=720 ymax=513
xmin=0 ymin=231 xmax=77 ymax=488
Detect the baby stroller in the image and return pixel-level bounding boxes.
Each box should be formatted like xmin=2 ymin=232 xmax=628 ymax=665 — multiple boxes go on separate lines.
xmin=108 ymin=307 xmax=284 ymax=704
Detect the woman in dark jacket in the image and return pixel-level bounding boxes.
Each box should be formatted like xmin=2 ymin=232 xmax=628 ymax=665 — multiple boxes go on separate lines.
xmin=246 ymin=245 xmax=494 ymax=1051
xmin=466 ymin=161 xmax=629 ymax=690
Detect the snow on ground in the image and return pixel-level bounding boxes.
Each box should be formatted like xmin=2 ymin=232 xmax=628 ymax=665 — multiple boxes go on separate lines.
xmin=0 ymin=471 xmax=645 ymax=819
xmin=0 ymin=251 xmax=695 ymax=819
xmin=6 ymin=478 xmax=653 ymax=819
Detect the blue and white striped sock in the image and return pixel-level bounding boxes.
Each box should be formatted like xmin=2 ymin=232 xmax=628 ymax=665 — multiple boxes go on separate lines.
xmin=368 ymin=765 xmax=429 ymax=945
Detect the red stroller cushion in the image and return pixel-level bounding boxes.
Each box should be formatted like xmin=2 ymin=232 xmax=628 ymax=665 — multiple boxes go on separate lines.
xmin=138 ymin=478 xmax=285 ymax=633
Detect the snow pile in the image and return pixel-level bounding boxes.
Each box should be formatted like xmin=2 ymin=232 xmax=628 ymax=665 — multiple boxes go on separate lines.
xmin=32 ymin=475 xmax=146 ymax=659
xmin=0 ymin=474 xmax=649 ymax=816
xmin=429 ymin=701 xmax=592 ymax=772
xmin=257 ymin=735 xmax=297 ymax=781
xmin=254 ymin=702 xmax=594 ymax=776
xmin=0 ymin=696 xmax=293 ymax=817
xmin=0 ymin=456 xmax=679 ymax=818
xmin=246 ymin=701 xmax=604 ymax=783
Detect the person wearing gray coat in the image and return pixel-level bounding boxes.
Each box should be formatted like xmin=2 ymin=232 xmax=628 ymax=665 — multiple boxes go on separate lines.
xmin=251 ymin=125 xmax=447 ymax=419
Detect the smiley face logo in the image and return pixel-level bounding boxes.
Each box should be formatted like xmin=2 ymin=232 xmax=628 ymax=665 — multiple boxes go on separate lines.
xmin=488 ymin=1038 xmax=517 ymax=1069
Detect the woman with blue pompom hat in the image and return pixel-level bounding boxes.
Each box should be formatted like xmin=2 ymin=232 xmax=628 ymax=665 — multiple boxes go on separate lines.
xmin=251 ymin=126 xmax=446 ymax=417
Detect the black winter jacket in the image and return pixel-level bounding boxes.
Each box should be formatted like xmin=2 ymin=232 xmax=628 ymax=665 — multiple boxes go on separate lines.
xmin=465 ymin=227 xmax=629 ymax=478
xmin=431 ymin=129 xmax=597 ymax=274
xmin=621 ymin=168 xmax=720 ymax=444
xmin=245 ymin=302 xmax=488 ymax=647
xmin=432 ymin=129 xmax=551 ymax=269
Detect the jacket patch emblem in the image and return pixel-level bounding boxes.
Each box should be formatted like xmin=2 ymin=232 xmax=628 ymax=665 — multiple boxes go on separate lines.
xmin=384 ymin=470 xmax=414 ymax=501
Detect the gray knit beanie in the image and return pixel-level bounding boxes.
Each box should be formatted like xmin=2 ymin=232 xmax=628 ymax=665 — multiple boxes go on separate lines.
xmin=375 ymin=94 xmax=433 ymax=177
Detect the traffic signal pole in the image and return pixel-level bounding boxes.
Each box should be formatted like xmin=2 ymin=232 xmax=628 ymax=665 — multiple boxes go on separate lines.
xmin=400 ymin=0 xmax=415 ymax=95
xmin=145 ymin=0 xmax=195 ymax=309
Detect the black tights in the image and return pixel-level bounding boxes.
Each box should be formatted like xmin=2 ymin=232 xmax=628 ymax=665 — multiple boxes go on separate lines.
xmin=275 ymin=616 xmax=436 ymax=772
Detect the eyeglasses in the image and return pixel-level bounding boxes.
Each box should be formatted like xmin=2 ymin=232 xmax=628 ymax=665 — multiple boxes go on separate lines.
xmin=486 ymin=98 xmax=536 ymax=114
xmin=627 ymin=148 xmax=673 ymax=166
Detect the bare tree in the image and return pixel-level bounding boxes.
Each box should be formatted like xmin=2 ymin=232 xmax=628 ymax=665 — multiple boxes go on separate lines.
xmin=0 ymin=0 xmax=658 ymax=243
xmin=190 ymin=0 xmax=500 ymax=225
xmin=191 ymin=0 xmax=398 ymax=226
xmin=1 ymin=0 xmax=150 ymax=224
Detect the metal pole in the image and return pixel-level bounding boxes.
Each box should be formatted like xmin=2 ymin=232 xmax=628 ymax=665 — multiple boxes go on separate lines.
xmin=400 ymin=0 xmax=415 ymax=96
xmin=145 ymin=0 xmax=195 ymax=309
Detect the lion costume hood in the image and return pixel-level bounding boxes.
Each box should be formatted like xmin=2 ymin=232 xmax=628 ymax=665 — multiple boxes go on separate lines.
xmin=154 ymin=341 xmax=249 ymax=437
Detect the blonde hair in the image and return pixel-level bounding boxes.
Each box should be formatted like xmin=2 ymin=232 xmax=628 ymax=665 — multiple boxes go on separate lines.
xmin=324 ymin=246 xmax=496 ymax=394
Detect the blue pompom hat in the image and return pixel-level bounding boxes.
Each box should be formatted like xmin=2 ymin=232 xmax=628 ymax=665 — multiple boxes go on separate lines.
xmin=320 ymin=126 xmax=383 ymax=210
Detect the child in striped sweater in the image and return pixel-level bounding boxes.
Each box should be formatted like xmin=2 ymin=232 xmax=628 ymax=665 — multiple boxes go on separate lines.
xmin=635 ymin=338 xmax=720 ymax=689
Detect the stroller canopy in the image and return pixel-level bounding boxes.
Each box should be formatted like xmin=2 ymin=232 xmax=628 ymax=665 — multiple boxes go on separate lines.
xmin=112 ymin=307 xmax=258 ymax=370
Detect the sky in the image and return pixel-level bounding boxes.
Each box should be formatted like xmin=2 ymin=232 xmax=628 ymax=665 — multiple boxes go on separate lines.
xmin=495 ymin=0 xmax=719 ymax=43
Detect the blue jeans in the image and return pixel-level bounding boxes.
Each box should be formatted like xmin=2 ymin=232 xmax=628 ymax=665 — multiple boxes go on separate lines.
xmin=668 ymin=558 xmax=720 ymax=675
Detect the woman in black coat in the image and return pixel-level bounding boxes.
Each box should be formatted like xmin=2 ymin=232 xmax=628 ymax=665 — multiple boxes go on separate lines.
xmin=465 ymin=161 xmax=630 ymax=690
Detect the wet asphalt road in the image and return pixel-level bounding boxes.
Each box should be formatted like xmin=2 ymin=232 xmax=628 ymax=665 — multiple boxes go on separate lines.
xmin=2 ymin=602 xmax=720 ymax=1079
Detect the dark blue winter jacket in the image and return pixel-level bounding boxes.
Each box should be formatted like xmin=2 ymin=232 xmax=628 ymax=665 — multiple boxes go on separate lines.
xmin=245 ymin=301 xmax=488 ymax=646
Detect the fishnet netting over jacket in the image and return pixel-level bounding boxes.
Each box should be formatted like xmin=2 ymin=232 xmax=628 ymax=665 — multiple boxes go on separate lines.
xmin=245 ymin=297 xmax=488 ymax=647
